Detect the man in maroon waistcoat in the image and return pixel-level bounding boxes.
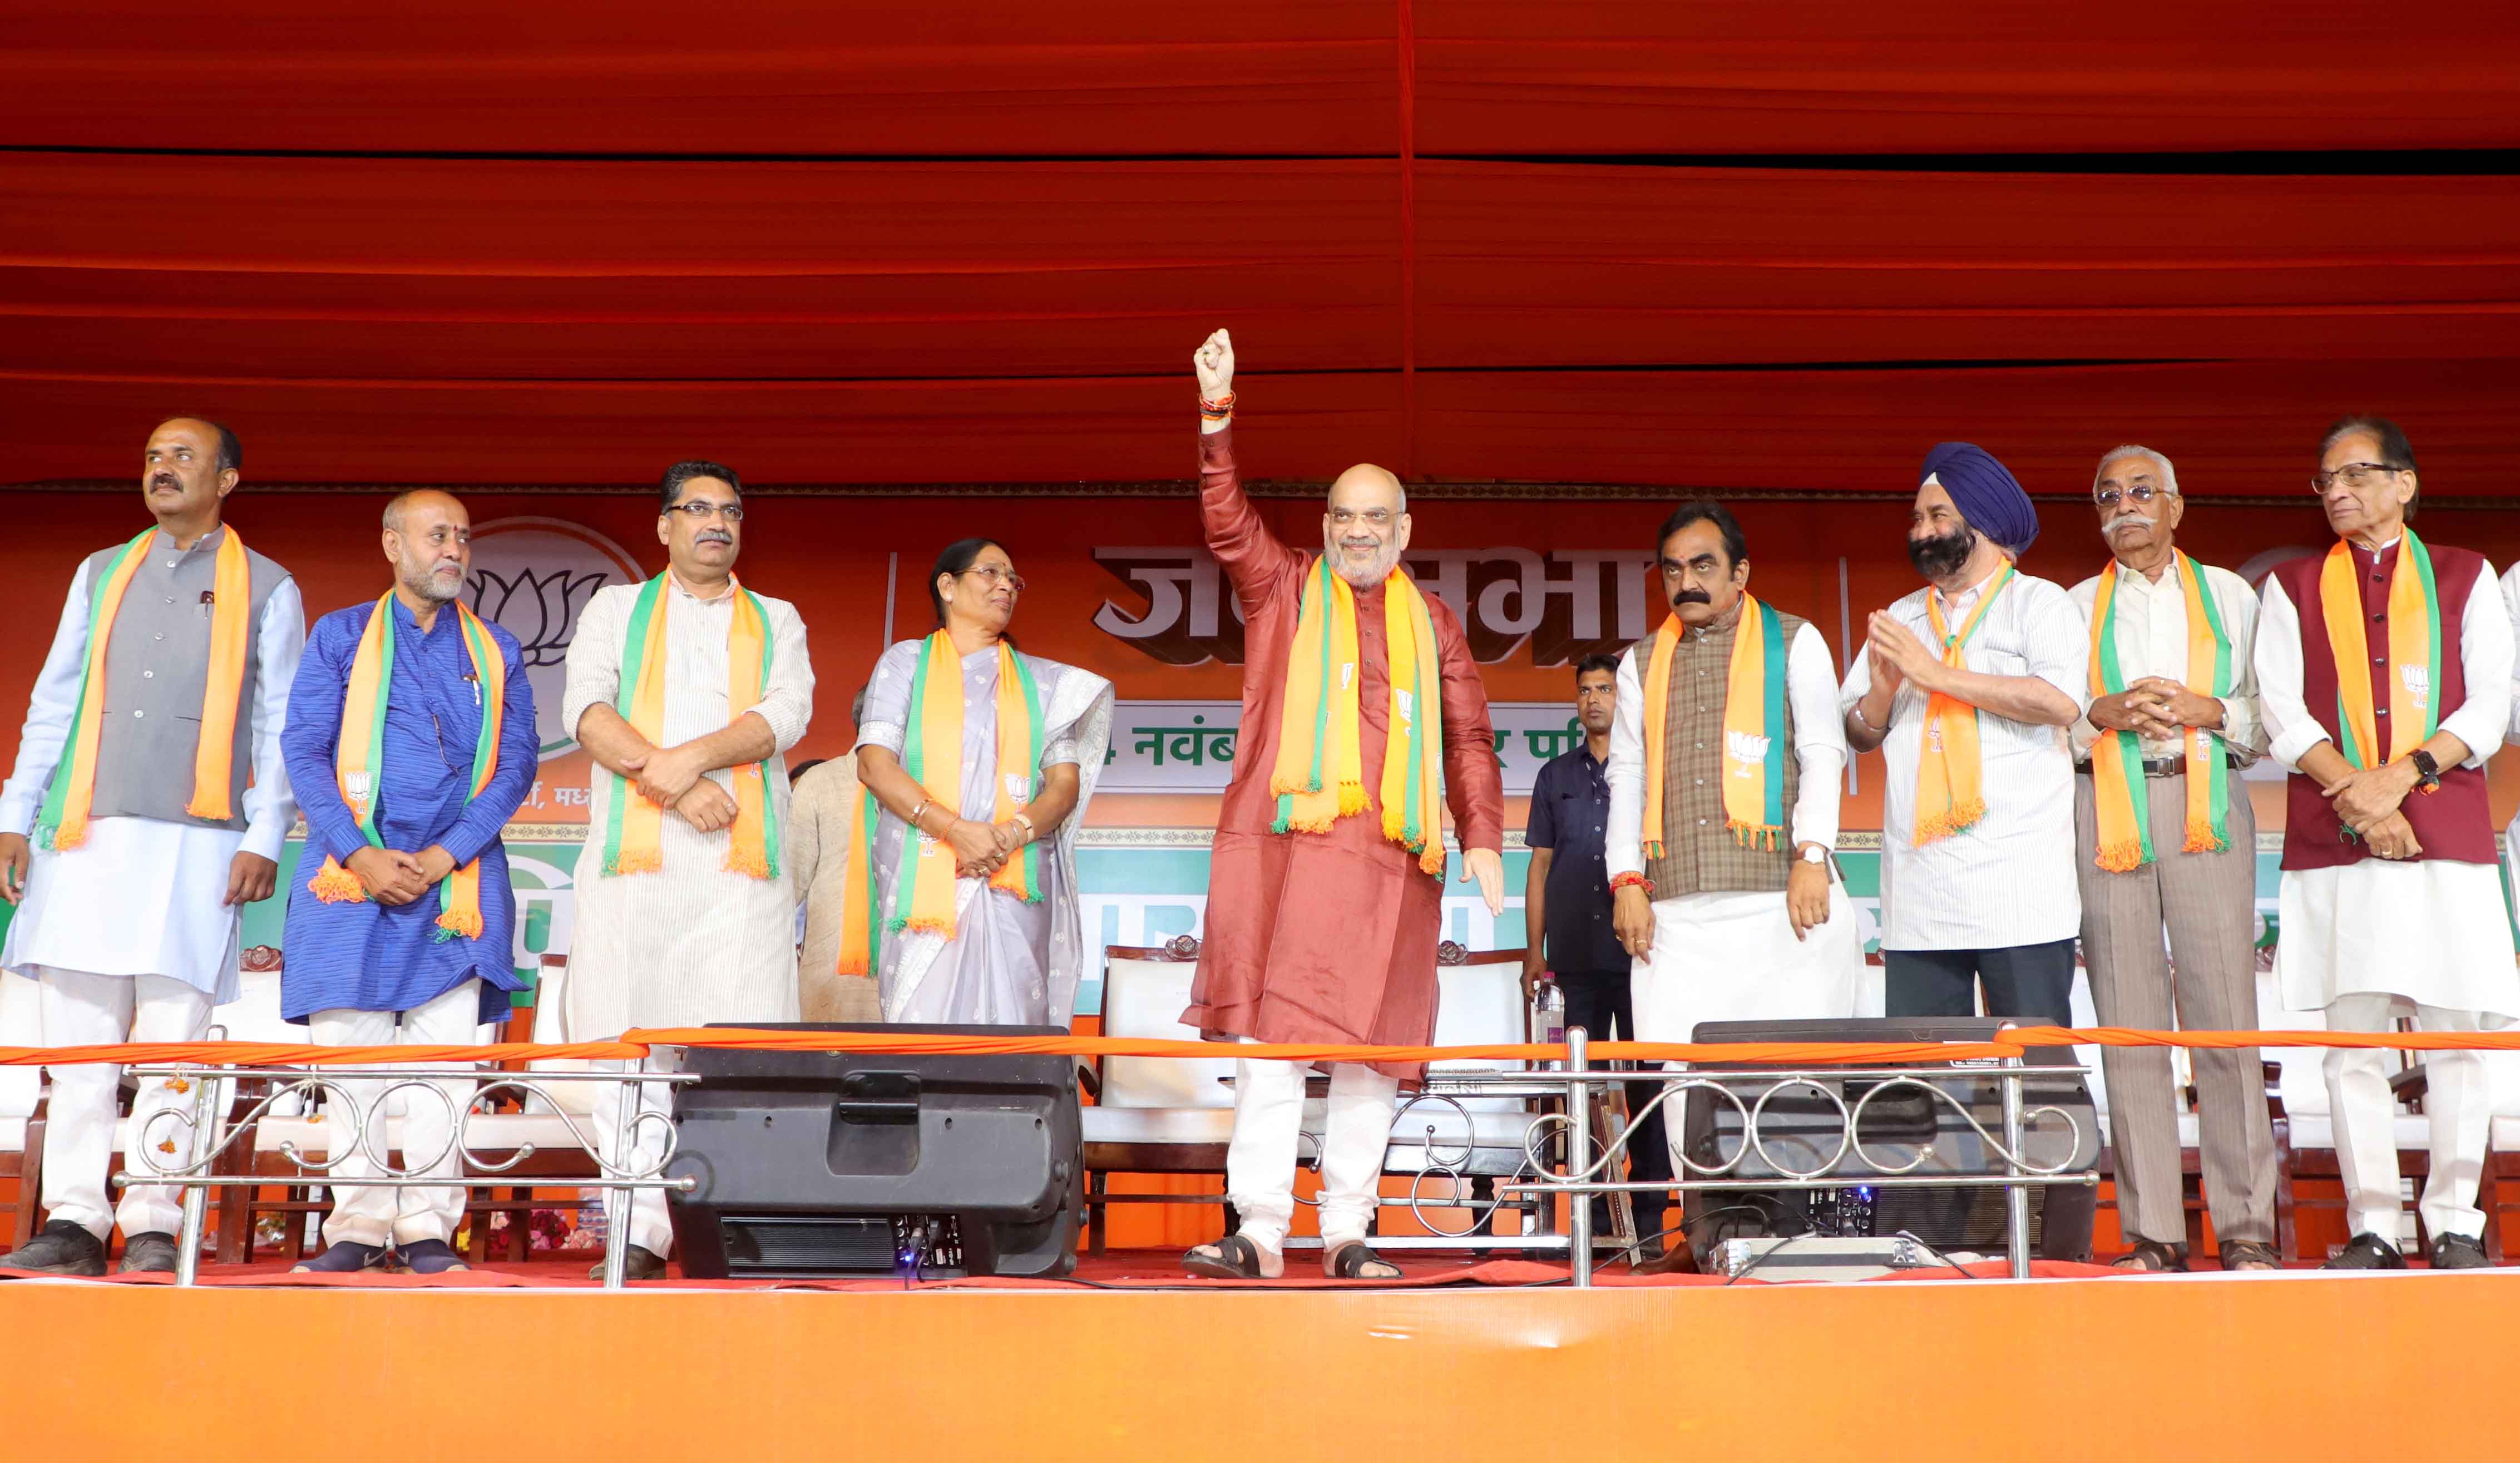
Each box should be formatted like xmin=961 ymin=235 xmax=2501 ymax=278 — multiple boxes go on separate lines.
xmin=2254 ymin=414 xmax=2517 ymax=1271
xmin=1177 ymin=329 xmax=1507 ymax=1281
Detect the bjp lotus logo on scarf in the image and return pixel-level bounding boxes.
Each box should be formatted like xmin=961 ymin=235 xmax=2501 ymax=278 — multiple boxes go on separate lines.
xmin=1726 ymin=729 xmax=1770 ymax=771
xmin=464 ymin=518 xmax=646 ymax=761
xmin=2401 ymin=664 xmax=2432 ymax=710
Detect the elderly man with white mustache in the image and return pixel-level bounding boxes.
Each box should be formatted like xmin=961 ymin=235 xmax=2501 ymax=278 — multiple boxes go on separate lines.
xmin=2064 ymin=446 xmax=2280 ymax=1272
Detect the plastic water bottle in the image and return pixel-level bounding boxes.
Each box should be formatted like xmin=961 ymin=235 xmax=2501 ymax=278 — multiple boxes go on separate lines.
xmin=1536 ymin=978 xmax=1566 ymax=1071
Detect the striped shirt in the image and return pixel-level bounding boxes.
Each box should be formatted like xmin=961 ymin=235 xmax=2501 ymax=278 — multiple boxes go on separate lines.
xmin=1838 ymin=566 xmax=2089 ymax=951
xmin=279 ymin=595 xmax=537 ymax=1022
xmin=554 ymin=576 xmax=814 ymax=1038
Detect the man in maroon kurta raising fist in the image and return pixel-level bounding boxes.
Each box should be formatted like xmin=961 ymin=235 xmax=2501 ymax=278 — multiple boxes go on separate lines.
xmin=1178 ymin=329 xmax=1507 ymax=1281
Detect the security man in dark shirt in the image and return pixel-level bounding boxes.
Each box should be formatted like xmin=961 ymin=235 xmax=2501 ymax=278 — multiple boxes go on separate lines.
xmin=1523 ymin=654 xmax=1672 ymax=1253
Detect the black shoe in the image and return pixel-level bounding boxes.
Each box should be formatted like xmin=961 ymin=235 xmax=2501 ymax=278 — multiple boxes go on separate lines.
xmin=117 ymin=1231 xmax=179 ymax=1274
xmin=2325 ymin=1232 xmax=2408 ymax=1271
xmin=2428 ymin=1233 xmax=2492 ymax=1271
xmin=586 ymin=1244 xmax=668 ymax=1281
xmin=398 ymin=1238 xmax=470 ymax=1276
xmin=292 ymin=1241 xmax=391 ymax=1274
xmin=0 ymin=1219 xmax=107 ymax=1276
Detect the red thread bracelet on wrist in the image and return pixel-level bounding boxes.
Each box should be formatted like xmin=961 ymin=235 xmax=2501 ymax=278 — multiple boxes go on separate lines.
xmin=1609 ymin=872 xmax=1653 ymax=897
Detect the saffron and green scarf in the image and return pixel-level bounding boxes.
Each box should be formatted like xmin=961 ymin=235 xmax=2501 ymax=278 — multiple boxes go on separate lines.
xmin=599 ymin=572 xmax=782 ymax=881
xmin=36 ymin=526 xmax=253 ymax=849
xmin=835 ymin=634 xmax=1044 ymax=977
xmin=1639 ymin=593 xmax=1788 ymax=856
xmin=304 ymin=593 xmax=508 ymax=940
xmin=1268 ymin=558 xmax=1447 ymax=874
xmin=2086 ymin=552 xmax=2235 ymax=871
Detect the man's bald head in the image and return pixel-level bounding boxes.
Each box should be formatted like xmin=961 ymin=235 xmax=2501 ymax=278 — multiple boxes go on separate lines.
xmin=383 ymin=488 xmax=465 ymax=533
xmin=1330 ymin=462 xmax=1406 ymax=514
xmin=1321 ymin=462 xmax=1411 ymax=588
xmin=381 ymin=489 xmax=473 ymax=607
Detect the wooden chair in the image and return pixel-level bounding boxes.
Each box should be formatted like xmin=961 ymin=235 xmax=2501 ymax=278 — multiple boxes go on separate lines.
xmin=1078 ymin=937 xmax=1233 ymax=1253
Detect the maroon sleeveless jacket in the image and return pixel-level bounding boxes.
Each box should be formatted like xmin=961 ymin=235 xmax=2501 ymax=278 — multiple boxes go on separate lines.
xmin=2271 ymin=537 xmax=2495 ymax=871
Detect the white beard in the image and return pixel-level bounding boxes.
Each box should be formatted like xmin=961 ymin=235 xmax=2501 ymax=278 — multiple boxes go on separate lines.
xmin=1327 ymin=541 xmax=1400 ymax=587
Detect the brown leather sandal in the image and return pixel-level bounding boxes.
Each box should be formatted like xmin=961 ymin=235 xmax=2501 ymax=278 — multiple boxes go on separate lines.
xmin=2217 ymin=1239 xmax=2282 ymax=1272
xmin=1182 ymin=1234 xmax=1273 ymax=1279
xmin=2111 ymin=1238 xmax=2190 ymax=1272
xmin=1325 ymin=1240 xmax=1404 ymax=1281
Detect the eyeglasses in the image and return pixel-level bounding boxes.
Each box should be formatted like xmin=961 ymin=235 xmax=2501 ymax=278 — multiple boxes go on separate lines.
xmin=2093 ymin=485 xmax=2171 ymax=508
xmin=961 ymin=565 xmax=1027 ymax=594
xmin=666 ymin=500 xmax=744 ymax=523
xmin=1328 ymin=508 xmax=1396 ymax=528
xmin=2311 ymin=463 xmax=2402 ymax=495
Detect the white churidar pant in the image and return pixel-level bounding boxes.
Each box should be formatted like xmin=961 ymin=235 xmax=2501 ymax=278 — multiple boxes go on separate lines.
xmin=590 ymin=1051 xmax=683 ymax=1258
xmin=34 ymin=966 xmax=214 ymax=1239
xmin=1224 ymin=1051 xmax=1398 ymax=1252
xmin=306 ymin=978 xmax=484 ymax=1248
xmin=2323 ymin=994 xmax=2491 ymax=1243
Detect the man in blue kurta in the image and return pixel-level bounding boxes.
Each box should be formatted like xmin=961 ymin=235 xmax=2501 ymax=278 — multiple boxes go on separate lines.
xmin=279 ymin=490 xmax=536 ymax=1274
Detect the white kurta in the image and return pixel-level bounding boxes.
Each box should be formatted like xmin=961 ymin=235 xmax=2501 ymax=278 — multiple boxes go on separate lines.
xmin=0 ymin=561 xmax=304 ymax=1003
xmin=1605 ymin=619 xmax=1864 ymax=1035
xmin=854 ymin=640 xmax=1113 ymax=1027
xmin=556 ymin=576 xmax=814 ymax=1039
xmin=2256 ymin=550 xmax=2518 ymax=1017
xmin=1837 ymin=566 xmax=2089 ymax=951
xmin=2066 ymin=556 xmax=2266 ymax=764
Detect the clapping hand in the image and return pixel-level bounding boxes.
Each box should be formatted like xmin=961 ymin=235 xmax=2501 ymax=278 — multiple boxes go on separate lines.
xmin=1865 ymin=612 xmax=1941 ymax=694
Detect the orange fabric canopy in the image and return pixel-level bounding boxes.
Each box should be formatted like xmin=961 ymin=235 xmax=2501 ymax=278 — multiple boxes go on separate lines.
xmin=3 ymin=4 xmax=2517 ymax=491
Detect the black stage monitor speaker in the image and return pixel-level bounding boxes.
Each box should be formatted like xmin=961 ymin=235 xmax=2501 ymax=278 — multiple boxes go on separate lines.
xmin=1676 ymin=1017 xmax=2099 ymax=1269
xmin=664 ymin=1022 xmax=1083 ymax=1279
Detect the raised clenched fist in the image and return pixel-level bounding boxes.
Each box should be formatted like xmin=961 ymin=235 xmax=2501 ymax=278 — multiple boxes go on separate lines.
xmin=1194 ymin=328 xmax=1235 ymax=400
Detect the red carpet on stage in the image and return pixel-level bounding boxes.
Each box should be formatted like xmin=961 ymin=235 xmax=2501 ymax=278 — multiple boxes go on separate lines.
xmin=0 ymin=1249 xmax=2143 ymax=1289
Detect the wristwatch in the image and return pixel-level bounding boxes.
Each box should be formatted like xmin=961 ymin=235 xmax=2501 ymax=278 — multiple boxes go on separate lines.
xmin=1797 ymin=844 xmax=1828 ymax=865
xmin=2410 ymin=749 xmax=2442 ymax=794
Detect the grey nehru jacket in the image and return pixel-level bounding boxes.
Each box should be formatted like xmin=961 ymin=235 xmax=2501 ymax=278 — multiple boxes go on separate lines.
xmin=78 ymin=526 xmax=290 ymax=830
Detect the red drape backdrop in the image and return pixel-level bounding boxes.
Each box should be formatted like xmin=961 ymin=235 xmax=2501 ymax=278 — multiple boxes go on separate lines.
xmin=2 ymin=4 xmax=2517 ymax=490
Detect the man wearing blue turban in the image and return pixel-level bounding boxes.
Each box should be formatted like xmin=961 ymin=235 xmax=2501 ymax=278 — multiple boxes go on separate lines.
xmin=1838 ymin=443 xmax=2092 ymax=1255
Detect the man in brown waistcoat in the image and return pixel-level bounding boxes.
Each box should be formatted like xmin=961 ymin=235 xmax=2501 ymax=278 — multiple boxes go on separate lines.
xmin=0 ymin=418 xmax=303 ymax=1276
xmin=2256 ymin=414 xmax=2516 ymax=1270
xmin=1605 ymin=502 xmax=1864 ymax=1215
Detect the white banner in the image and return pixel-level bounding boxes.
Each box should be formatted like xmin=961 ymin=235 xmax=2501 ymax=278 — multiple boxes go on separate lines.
xmin=1101 ymin=699 xmax=1589 ymax=796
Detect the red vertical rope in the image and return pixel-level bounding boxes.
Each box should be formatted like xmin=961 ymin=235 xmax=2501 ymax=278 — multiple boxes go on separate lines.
xmin=1396 ymin=0 xmax=1418 ymax=480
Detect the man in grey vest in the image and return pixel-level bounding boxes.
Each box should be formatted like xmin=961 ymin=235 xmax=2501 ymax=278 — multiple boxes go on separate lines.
xmin=0 ymin=418 xmax=304 ymax=1276
xmin=1605 ymin=502 xmax=1864 ymax=1256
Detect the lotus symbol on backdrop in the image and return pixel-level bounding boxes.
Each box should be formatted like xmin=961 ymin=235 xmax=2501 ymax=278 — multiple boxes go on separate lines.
xmin=468 ymin=566 xmax=610 ymax=671
xmin=459 ymin=518 xmax=648 ymax=760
